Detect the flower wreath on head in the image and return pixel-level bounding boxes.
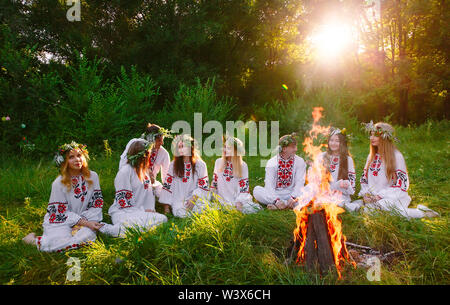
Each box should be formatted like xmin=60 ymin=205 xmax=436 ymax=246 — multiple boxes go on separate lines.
xmin=141 ymin=126 xmax=174 ymax=143
xmin=224 ymin=133 xmax=245 ymax=156
xmin=279 ymin=132 xmax=298 ymax=148
xmin=127 ymin=140 xmax=153 ymax=167
xmin=171 ymin=134 xmax=198 ymax=156
xmin=329 ymin=127 xmax=352 ymax=142
xmin=362 ymin=120 xmax=399 ymax=142
xmin=53 ymin=141 xmax=89 ymax=167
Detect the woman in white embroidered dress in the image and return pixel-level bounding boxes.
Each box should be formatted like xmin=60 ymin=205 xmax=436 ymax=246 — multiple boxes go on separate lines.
xmin=101 ymin=139 xmax=168 ymax=237
xmin=119 ymin=123 xmax=171 ymax=213
xmin=319 ymin=128 xmax=356 ymax=207
xmin=346 ymin=122 xmax=439 ymax=218
xmin=253 ymin=133 xmax=306 ymax=210
xmin=210 ymin=136 xmax=261 ymax=214
xmin=159 ymin=134 xmax=210 ymax=218
xmin=22 ymin=142 xmax=105 ymax=252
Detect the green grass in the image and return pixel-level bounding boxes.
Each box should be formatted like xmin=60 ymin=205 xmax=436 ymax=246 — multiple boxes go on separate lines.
xmin=0 ymin=121 xmax=449 ymax=284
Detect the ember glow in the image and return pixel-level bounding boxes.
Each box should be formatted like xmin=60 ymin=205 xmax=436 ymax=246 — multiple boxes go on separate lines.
xmin=293 ymin=107 xmax=355 ymax=278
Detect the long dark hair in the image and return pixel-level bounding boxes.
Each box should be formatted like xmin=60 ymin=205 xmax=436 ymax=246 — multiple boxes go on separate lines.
xmin=326 ymin=133 xmax=350 ymax=181
xmin=172 ymin=135 xmax=199 ymax=178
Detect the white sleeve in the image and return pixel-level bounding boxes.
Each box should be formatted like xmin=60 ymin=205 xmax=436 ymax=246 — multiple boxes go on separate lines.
xmin=378 ymin=152 xmax=409 ymax=200
xmin=236 ymin=162 xmax=252 ymax=203
xmin=192 ymin=160 xmax=210 ymax=199
xmin=292 ymin=158 xmax=306 ymax=198
xmin=159 ymin=162 xmax=175 ymax=205
xmin=44 ymin=179 xmax=81 ymax=227
xmin=160 ymin=149 xmax=170 ymax=182
xmin=358 ymin=155 xmax=371 ymax=197
xmin=81 ymin=172 xmax=104 ymax=222
xmin=113 ymin=167 xmax=135 ymax=209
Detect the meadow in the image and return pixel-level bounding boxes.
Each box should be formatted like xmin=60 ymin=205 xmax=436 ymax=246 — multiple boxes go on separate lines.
xmin=0 ymin=120 xmax=449 ymax=285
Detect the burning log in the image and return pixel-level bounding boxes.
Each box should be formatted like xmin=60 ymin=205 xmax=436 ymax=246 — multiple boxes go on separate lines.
xmin=289 ymin=107 xmax=356 ymax=279
xmin=304 ymin=210 xmax=335 ymax=274
xmin=290 ymin=202 xmax=355 ymax=278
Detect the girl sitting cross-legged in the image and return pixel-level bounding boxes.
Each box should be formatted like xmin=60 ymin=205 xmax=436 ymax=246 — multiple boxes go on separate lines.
xmin=346 ymin=121 xmax=439 ymax=218
xmin=100 ymin=139 xmax=168 ymax=237
xmin=119 ymin=123 xmax=172 ymax=213
xmin=210 ymin=135 xmax=262 ymax=214
xmin=22 ymin=142 xmax=105 ymax=252
xmin=296 ymin=127 xmax=356 ymax=210
xmin=159 ymin=134 xmax=210 ymax=218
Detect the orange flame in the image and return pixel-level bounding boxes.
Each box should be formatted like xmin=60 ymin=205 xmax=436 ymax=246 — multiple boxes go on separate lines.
xmin=293 ymin=107 xmax=356 ymax=279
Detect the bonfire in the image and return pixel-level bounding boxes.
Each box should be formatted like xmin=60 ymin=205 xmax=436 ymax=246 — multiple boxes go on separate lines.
xmin=292 ymin=107 xmax=356 ymax=278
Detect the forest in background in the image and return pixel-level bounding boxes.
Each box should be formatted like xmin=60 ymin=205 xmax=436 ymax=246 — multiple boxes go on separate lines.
xmin=1 ymin=0 xmax=448 ymax=155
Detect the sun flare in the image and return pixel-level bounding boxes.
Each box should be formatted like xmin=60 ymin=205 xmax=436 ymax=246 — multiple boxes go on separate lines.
xmin=309 ymin=22 xmax=355 ymax=60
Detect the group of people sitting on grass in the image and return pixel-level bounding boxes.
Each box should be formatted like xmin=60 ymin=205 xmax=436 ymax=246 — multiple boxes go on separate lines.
xmin=22 ymin=122 xmax=439 ymax=252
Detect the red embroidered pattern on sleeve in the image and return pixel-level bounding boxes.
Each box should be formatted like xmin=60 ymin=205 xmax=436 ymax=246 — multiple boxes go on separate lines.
xmin=198 ymin=176 xmax=209 ymax=191
xmin=360 ymin=169 xmax=368 ymax=185
xmin=87 ymin=189 xmax=104 ymax=209
xmin=162 ymin=173 xmax=174 ymax=193
xmin=47 ymin=202 xmax=68 ymax=223
xmin=115 ymin=189 xmax=133 ymax=208
xmin=211 ymin=173 xmax=218 ymax=190
xmin=391 ymin=169 xmax=408 ymax=192
xmin=239 ymin=178 xmax=249 ymax=193
xmin=348 ymin=172 xmax=356 ymax=190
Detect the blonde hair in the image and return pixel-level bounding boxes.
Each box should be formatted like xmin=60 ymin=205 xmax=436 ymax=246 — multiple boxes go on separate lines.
xmin=366 ymin=122 xmax=400 ymax=181
xmin=60 ymin=149 xmax=93 ymax=192
xmin=219 ymin=136 xmax=243 ymax=178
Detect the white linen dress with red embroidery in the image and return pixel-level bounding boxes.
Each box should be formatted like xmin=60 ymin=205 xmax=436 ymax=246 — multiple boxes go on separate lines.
xmin=346 ymin=150 xmax=437 ymax=218
xmin=159 ymin=159 xmax=210 ymax=218
xmin=119 ymin=139 xmax=171 ymax=198
xmin=253 ymin=154 xmax=306 ymax=205
xmin=210 ymin=158 xmax=262 ymax=214
xmin=36 ymin=171 xmax=104 ymax=252
xmin=297 ymin=152 xmax=356 ymax=209
xmin=104 ymin=164 xmax=168 ymax=237
xmin=323 ymin=152 xmax=356 ymax=206
xmin=148 ymin=146 xmax=170 ymax=198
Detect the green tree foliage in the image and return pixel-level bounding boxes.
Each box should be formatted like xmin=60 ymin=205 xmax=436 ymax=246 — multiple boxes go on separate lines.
xmin=0 ymin=0 xmax=448 ymax=155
